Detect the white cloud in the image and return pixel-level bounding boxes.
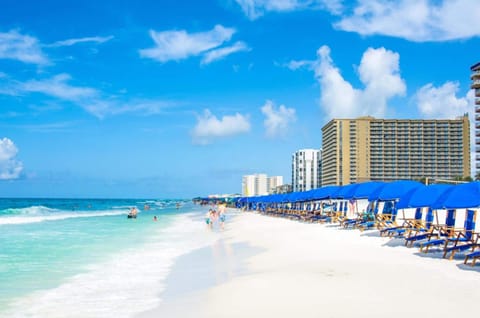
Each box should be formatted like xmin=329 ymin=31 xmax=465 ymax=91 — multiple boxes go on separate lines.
xmin=414 ymin=82 xmax=474 ymax=176
xmin=261 ymin=100 xmax=296 ymax=137
xmin=201 ymin=41 xmax=250 ymax=65
xmin=335 ymin=0 xmax=480 ymax=42
xmin=310 ymin=45 xmax=405 ymax=118
xmin=284 ymin=59 xmax=313 ymax=70
xmin=0 ymin=138 xmax=23 ymax=180
xmin=235 ymin=0 xmax=342 ymax=19
xmin=7 ymin=74 xmax=173 ymax=118
xmin=48 ymin=35 xmax=114 ymax=47
xmin=140 ymin=25 xmax=236 ymax=63
xmin=415 ymin=81 xmax=471 ymax=119
xmin=20 ymin=73 xmax=98 ymax=101
xmin=192 ymin=109 xmax=251 ymax=144
xmin=0 ymin=30 xmax=49 ymax=65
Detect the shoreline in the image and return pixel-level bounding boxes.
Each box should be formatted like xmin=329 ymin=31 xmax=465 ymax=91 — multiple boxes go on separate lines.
xmin=141 ymin=210 xmax=480 ymax=317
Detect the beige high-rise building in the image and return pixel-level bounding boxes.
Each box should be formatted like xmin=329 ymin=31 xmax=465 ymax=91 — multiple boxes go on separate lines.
xmin=321 ymin=115 xmax=471 ymax=186
xmin=472 ymin=62 xmax=480 ymax=174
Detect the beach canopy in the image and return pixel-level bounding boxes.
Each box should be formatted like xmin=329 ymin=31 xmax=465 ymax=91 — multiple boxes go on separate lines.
xmin=432 ymin=181 xmax=480 ymax=209
xmin=334 ymin=184 xmax=360 ymax=199
xmin=308 ymin=186 xmax=341 ymax=201
xmin=397 ymin=184 xmax=452 ymax=209
xmin=368 ymin=180 xmax=423 ymax=201
xmin=348 ymin=182 xmax=385 ymax=199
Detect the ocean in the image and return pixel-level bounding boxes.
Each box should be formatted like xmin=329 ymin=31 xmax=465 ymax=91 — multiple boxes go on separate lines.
xmin=0 ymin=198 xmax=218 ymax=318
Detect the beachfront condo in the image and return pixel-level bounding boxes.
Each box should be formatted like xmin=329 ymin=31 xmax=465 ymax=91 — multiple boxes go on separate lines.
xmin=321 ymin=115 xmax=471 ymax=186
xmin=242 ymin=174 xmax=284 ymax=196
xmin=472 ymin=62 xmax=480 ymax=174
xmin=292 ymin=149 xmax=322 ymax=191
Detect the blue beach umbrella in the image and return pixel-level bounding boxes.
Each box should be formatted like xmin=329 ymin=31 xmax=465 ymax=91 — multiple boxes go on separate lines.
xmin=349 ymin=182 xmax=385 ymax=199
xmin=335 ymin=184 xmax=360 ymax=199
xmin=432 ymin=182 xmax=480 ymax=209
xmin=308 ymin=186 xmax=341 ymax=201
xmin=396 ymin=184 xmax=452 ymax=209
xmin=368 ymin=180 xmax=423 ymax=202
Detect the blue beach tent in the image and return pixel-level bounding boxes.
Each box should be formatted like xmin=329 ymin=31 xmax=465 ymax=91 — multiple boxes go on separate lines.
xmin=368 ymin=180 xmax=423 ymax=202
xmin=432 ymin=182 xmax=480 ymax=209
xmin=334 ymin=184 xmax=360 ymax=199
xmin=348 ymin=182 xmax=385 ymax=199
xmin=308 ymin=185 xmax=341 ymax=201
xmin=397 ymin=184 xmax=453 ymax=209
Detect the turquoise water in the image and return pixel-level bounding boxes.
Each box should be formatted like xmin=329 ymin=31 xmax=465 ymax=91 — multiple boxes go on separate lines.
xmin=0 ymin=198 xmax=209 ymax=317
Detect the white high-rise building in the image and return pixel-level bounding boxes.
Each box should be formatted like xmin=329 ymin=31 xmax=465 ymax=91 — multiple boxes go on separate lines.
xmin=292 ymin=149 xmax=321 ymax=192
xmin=242 ymin=174 xmax=284 ymax=196
xmin=267 ymin=176 xmax=284 ymax=194
xmin=242 ymin=173 xmax=268 ymax=196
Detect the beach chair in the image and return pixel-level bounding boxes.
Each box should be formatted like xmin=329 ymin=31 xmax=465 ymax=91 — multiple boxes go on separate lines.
xmin=464 ymin=247 xmax=480 ymax=266
xmin=442 ymin=210 xmax=478 ymax=260
xmin=380 ymin=207 xmax=423 ymax=238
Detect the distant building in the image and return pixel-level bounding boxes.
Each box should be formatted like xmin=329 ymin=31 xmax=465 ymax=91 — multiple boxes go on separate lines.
xmin=272 ymin=184 xmax=292 ymax=194
xmin=292 ymin=149 xmax=321 ymax=192
xmin=267 ymin=176 xmax=284 ymax=194
xmin=321 ymin=116 xmax=471 ymax=186
xmin=472 ymin=62 xmax=480 ymax=174
xmin=242 ymin=174 xmax=285 ymax=196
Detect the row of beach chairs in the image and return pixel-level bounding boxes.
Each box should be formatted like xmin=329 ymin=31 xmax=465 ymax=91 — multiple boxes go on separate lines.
xmin=253 ymin=206 xmax=480 ymax=267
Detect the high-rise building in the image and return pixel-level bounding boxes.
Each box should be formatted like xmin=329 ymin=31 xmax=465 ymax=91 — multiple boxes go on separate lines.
xmin=472 ymin=62 xmax=480 ymax=175
xmin=242 ymin=173 xmax=270 ymax=196
xmin=267 ymin=176 xmax=284 ymax=194
xmin=292 ymin=149 xmax=321 ymax=191
xmin=321 ymin=116 xmax=471 ymax=186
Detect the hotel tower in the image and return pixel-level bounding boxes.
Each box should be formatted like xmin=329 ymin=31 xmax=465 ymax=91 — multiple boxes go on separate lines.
xmin=321 ymin=116 xmax=471 ymax=186
xmin=472 ymin=62 xmax=480 ymax=174
xmin=292 ymin=149 xmax=321 ymax=191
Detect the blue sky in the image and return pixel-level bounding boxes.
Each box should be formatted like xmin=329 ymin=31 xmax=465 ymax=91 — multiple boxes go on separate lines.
xmin=0 ymin=0 xmax=479 ymax=198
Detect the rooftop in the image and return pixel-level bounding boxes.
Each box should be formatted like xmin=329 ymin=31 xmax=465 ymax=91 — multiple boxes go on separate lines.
xmin=471 ymin=62 xmax=480 ymax=71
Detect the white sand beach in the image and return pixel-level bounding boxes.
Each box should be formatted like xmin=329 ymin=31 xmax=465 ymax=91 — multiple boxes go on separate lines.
xmin=140 ymin=210 xmax=480 ymax=318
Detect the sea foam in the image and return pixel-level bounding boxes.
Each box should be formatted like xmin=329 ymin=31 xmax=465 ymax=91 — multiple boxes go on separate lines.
xmin=2 ymin=211 xmax=218 ymax=318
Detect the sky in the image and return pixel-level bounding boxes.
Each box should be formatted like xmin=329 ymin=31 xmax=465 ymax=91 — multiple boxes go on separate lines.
xmin=0 ymin=0 xmax=479 ymax=198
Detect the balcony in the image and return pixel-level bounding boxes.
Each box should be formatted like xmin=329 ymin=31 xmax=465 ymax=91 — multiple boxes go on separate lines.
xmin=471 ymin=69 xmax=480 ymax=79
xmin=472 ymin=79 xmax=480 ymax=89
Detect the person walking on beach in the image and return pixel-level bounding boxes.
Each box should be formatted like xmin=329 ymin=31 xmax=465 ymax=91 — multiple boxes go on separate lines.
xmin=218 ymin=204 xmax=226 ymax=230
xmin=206 ymin=209 xmax=212 ymax=229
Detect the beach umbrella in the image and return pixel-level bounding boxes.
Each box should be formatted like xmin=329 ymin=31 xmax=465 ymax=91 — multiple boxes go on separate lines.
xmin=308 ymin=185 xmax=341 ymax=201
xmin=396 ymin=184 xmax=452 ymax=209
xmin=349 ymin=182 xmax=385 ymax=199
xmin=432 ymin=181 xmax=480 ymax=209
xmin=368 ymin=180 xmax=423 ymax=202
xmin=334 ymin=184 xmax=360 ymax=199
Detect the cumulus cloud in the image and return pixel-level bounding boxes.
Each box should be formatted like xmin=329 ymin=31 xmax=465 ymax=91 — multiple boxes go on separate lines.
xmin=192 ymin=109 xmax=251 ymax=144
xmin=201 ymin=41 xmax=251 ymax=65
xmin=260 ymin=100 xmax=296 ymax=137
xmin=414 ymin=82 xmax=474 ymax=176
xmin=335 ymin=0 xmax=480 ymax=42
xmin=47 ymin=35 xmax=114 ymax=47
xmin=139 ymin=25 xmax=236 ymax=63
xmin=235 ymin=0 xmax=342 ymax=19
xmin=415 ymin=81 xmax=471 ymax=119
xmin=309 ymin=45 xmax=406 ymax=118
xmin=0 ymin=29 xmax=49 ymax=65
xmin=0 ymin=138 xmax=23 ymax=180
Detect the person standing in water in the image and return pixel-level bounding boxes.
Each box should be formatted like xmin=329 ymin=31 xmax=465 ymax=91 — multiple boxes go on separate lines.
xmin=218 ymin=204 xmax=226 ymax=230
xmin=205 ymin=209 xmax=212 ymax=229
